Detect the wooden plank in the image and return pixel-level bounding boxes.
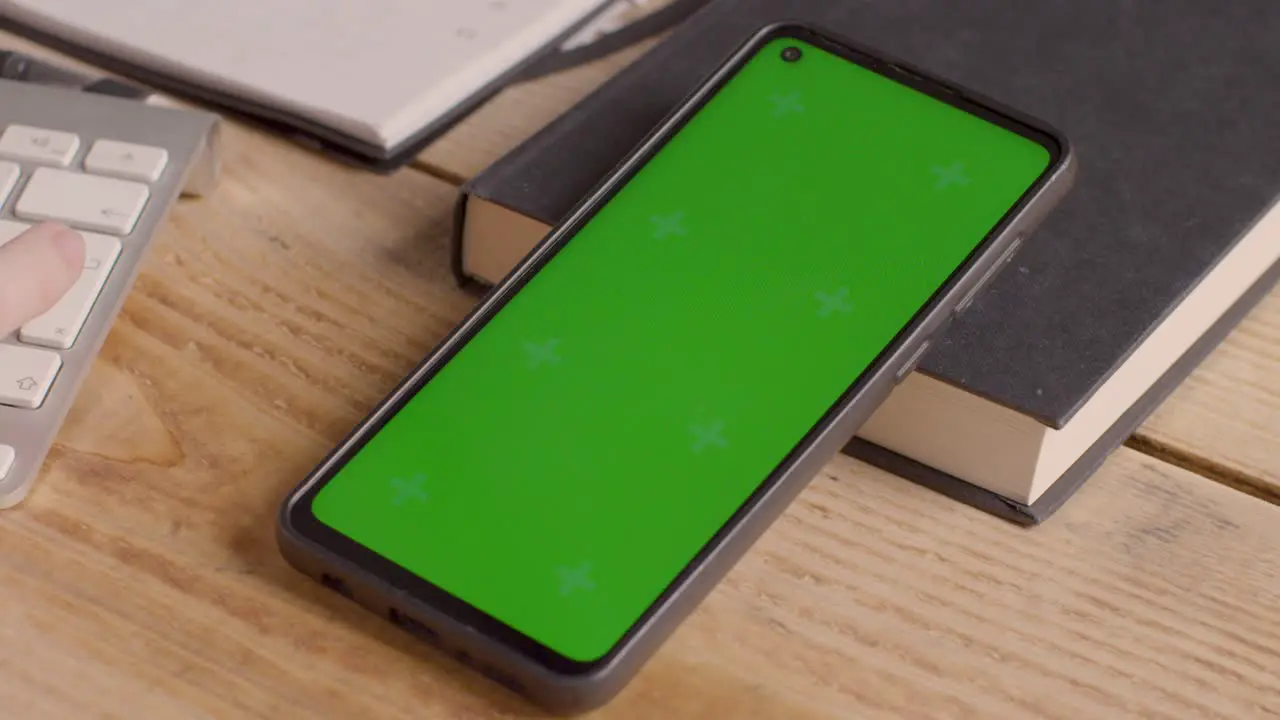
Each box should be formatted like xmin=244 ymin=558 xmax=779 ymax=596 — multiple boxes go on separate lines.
xmin=1135 ymin=285 xmax=1280 ymax=501
xmin=0 ymin=26 xmax=1274 ymax=720
xmin=0 ymin=112 xmax=1276 ymax=719
xmin=6 ymin=277 xmax=1280 ymax=720
xmin=0 ymin=117 xmax=486 ymax=718
xmin=414 ymin=0 xmax=685 ymax=183
xmin=414 ymin=33 xmax=669 ymax=183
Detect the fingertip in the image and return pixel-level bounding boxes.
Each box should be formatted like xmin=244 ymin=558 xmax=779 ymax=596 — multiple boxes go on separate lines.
xmin=0 ymin=223 xmax=86 ymax=335
xmin=41 ymin=223 xmax=86 ymax=274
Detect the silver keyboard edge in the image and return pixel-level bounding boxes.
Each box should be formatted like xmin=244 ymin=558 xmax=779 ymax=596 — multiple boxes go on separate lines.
xmin=0 ymin=78 xmax=221 ymax=507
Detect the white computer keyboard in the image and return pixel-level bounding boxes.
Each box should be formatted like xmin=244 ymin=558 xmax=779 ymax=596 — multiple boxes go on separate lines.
xmin=0 ymin=77 xmax=220 ymax=508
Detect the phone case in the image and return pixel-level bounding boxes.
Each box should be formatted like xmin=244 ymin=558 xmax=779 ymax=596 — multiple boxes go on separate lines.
xmin=277 ymin=19 xmax=1077 ymax=714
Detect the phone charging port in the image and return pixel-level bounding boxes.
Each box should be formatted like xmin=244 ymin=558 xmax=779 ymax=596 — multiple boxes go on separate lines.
xmin=388 ymin=607 xmax=440 ymax=644
xmin=320 ymin=573 xmax=354 ymax=599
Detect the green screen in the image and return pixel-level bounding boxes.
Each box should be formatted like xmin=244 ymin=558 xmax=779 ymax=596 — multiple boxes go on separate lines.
xmin=310 ymin=37 xmax=1050 ymax=663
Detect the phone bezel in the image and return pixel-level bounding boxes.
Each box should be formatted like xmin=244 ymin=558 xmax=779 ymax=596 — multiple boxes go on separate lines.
xmin=281 ymin=21 xmax=1071 ymax=682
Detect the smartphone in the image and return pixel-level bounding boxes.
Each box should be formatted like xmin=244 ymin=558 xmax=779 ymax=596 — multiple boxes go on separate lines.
xmin=278 ymin=21 xmax=1075 ymax=714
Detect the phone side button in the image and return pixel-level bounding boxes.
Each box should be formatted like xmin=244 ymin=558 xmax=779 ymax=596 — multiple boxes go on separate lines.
xmin=933 ymin=311 xmax=955 ymax=343
xmin=894 ymin=340 xmax=932 ymax=384
xmin=956 ymin=232 xmax=1025 ymax=314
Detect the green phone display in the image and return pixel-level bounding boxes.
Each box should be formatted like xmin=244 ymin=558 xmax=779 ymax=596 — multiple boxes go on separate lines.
xmin=280 ymin=22 xmax=1073 ymax=714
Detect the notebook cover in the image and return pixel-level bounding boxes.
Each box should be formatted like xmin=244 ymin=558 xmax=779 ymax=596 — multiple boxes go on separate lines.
xmin=0 ymin=1 xmax=703 ymax=172
xmin=451 ymin=0 xmax=1280 ymax=430
xmin=849 ymin=237 xmax=1280 ymax=525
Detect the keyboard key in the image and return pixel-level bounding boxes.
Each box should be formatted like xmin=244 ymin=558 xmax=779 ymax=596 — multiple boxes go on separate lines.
xmin=0 ymin=219 xmax=30 ymax=245
xmin=0 ymin=445 xmax=12 ymax=480
xmin=0 ymin=124 xmax=79 ymax=166
xmin=0 ymin=161 xmax=19 ymax=204
xmin=15 ymin=167 xmax=149 ymax=235
xmin=0 ymin=344 xmax=61 ymax=409
xmin=19 ymin=232 xmax=122 ymax=350
xmin=84 ymin=139 xmax=169 ymax=183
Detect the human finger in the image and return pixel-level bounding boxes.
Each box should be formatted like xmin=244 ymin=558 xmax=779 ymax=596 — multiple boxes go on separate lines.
xmin=0 ymin=222 xmax=86 ymax=336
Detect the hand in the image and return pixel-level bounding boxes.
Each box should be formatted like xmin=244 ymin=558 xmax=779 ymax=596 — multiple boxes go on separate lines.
xmin=0 ymin=222 xmax=85 ymax=336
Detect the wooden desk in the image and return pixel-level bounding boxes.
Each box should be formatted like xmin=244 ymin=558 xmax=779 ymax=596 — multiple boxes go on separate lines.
xmin=1 ymin=33 xmax=1278 ymax=720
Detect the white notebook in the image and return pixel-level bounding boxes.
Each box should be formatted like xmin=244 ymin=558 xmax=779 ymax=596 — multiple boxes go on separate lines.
xmin=0 ymin=0 xmax=611 ymax=165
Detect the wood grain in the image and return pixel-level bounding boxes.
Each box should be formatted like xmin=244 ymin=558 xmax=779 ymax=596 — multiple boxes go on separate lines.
xmin=0 ymin=24 xmax=1276 ymax=720
xmin=414 ymin=33 xmax=668 ymax=183
xmin=0 ymin=116 xmax=1271 ymax=720
xmin=9 ymin=342 xmax=1280 ymax=718
xmin=1134 ymin=286 xmax=1280 ymax=500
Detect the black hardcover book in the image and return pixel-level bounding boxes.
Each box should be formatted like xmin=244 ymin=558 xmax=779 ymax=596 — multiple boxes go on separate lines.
xmin=452 ymin=0 xmax=1280 ymax=523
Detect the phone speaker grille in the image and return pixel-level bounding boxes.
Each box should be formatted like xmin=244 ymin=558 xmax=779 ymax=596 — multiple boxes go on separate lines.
xmin=386 ymin=607 xmax=525 ymax=694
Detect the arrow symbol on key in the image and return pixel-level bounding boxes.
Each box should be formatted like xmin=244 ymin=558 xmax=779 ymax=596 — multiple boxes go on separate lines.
xmin=16 ymin=377 xmax=36 ymax=391
xmin=100 ymin=208 xmax=125 ymax=218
